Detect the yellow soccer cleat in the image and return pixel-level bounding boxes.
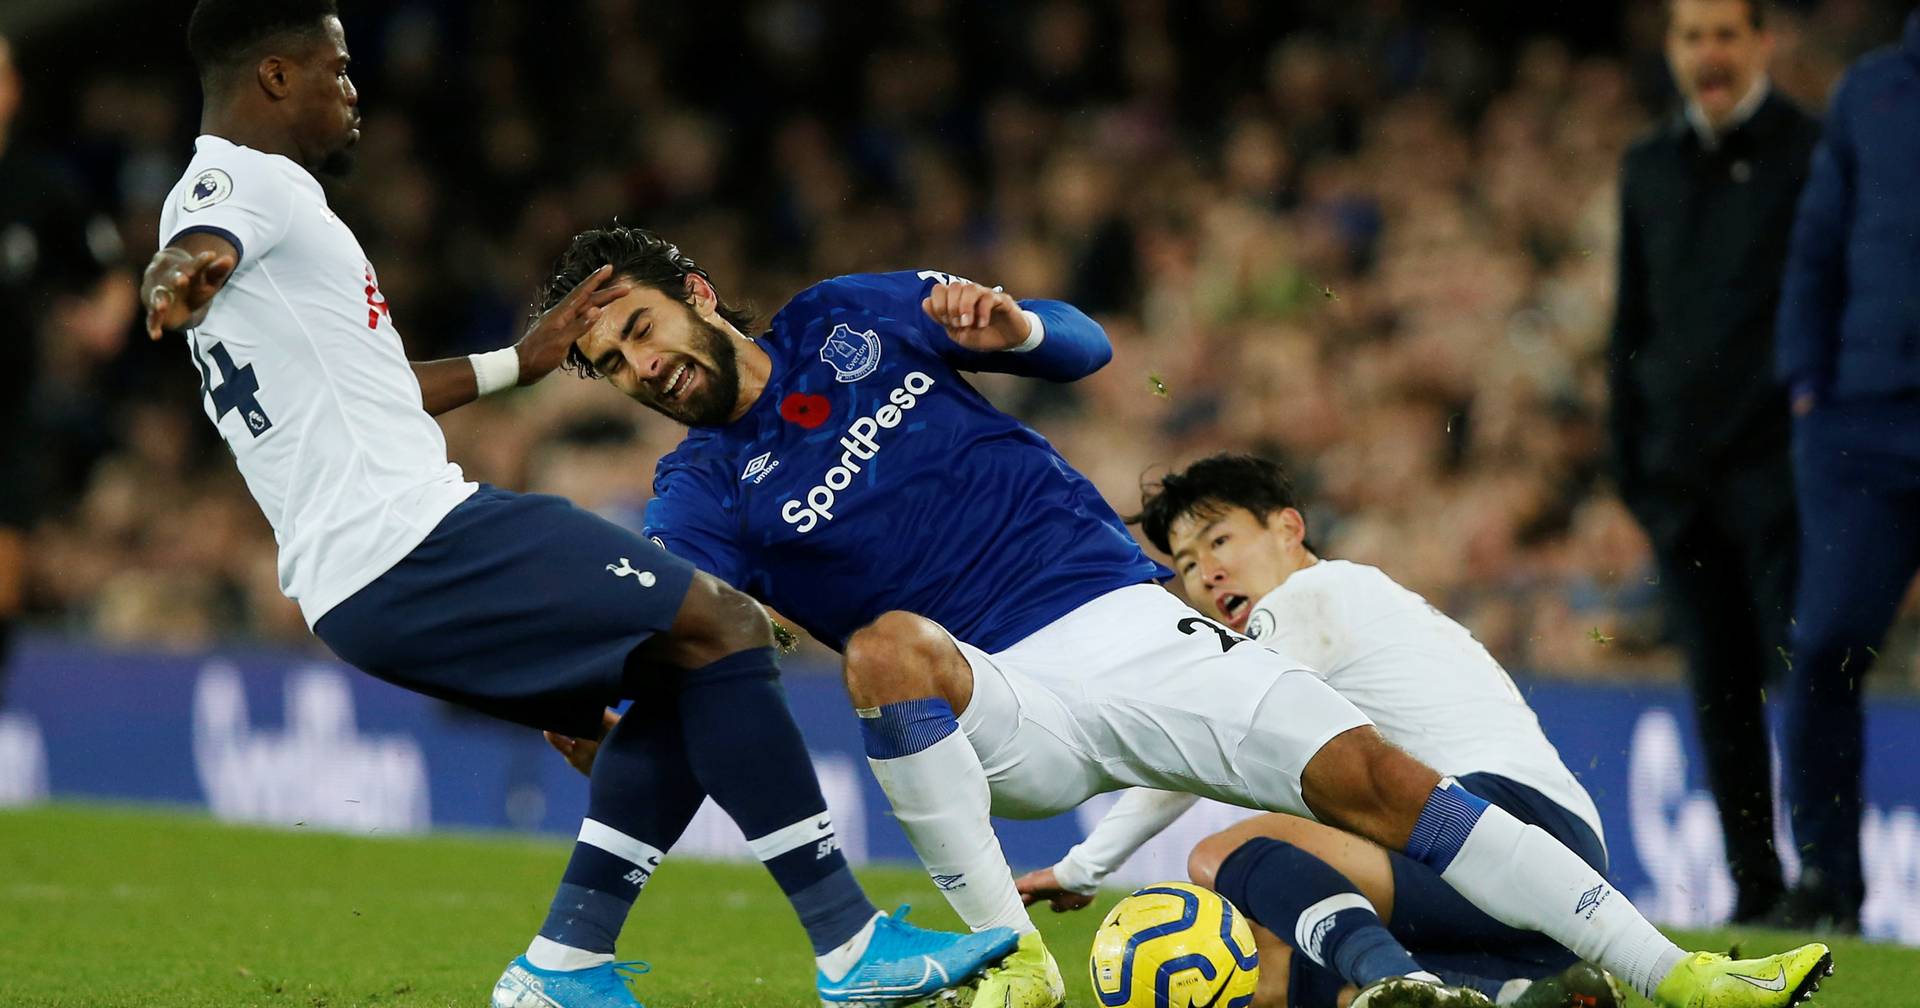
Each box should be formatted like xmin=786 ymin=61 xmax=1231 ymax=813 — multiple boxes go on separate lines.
xmin=898 ymin=932 xmax=1062 ymax=1008
xmin=1652 ymin=944 xmax=1833 ymax=1008
xmin=970 ymin=931 xmax=1066 ymax=1008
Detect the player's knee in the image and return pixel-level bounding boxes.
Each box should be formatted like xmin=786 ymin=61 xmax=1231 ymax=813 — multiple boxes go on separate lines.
xmin=1187 ymin=831 xmax=1243 ymax=890
xmin=843 ymin=610 xmax=958 ymax=705
xmin=662 ymin=571 xmax=775 ymax=667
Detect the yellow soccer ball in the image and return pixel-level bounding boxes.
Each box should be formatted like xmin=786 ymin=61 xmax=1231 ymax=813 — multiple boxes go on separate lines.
xmin=1089 ymin=882 xmax=1261 ymax=1007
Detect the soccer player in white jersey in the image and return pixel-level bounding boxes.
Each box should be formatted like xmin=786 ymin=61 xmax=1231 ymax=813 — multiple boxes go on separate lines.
xmin=1016 ymin=455 xmax=1624 ymax=1008
xmin=137 ymin=3 xmax=1019 ymax=1006
xmin=537 ymin=222 xmax=1832 ymax=1008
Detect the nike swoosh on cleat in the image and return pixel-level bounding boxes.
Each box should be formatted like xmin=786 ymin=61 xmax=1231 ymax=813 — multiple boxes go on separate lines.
xmin=822 ymin=957 xmax=952 ymax=1000
xmin=1726 ymin=970 xmax=1788 ymax=992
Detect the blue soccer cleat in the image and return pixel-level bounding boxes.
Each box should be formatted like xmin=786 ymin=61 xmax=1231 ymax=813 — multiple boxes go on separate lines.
xmin=816 ymin=905 xmax=1021 ymax=1003
xmin=492 ymin=955 xmax=652 ymax=1008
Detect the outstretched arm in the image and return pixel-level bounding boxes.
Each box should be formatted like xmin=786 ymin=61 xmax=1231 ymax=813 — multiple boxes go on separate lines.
xmin=411 ymin=264 xmax=630 ymax=416
xmin=142 ymin=232 xmax=239 ymax=339
xmin=922 ymin=280 xmax=1112 ymax=382
xmin=1015 ymin=788 xmax=1201 ymax=911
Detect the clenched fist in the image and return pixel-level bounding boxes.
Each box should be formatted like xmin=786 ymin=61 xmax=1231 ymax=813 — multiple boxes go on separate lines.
xmin=922 ymin=280 xmax=1032 ymax=353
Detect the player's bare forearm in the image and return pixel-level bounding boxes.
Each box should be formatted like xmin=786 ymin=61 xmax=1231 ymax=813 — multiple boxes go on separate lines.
xmin=412 ymin=358 xmax=483 ymax=417
xmin=142 ymin=231 xmax=239 ymax=339
xmin=414 ymin=265 xmax=629 ymax=416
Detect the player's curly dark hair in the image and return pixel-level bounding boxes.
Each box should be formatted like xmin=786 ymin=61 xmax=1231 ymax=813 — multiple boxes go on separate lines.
xmin=188 ymin=0 xmax=339 ymax=91
xmin=1130 ymin=453 xmax=1314 ymax=556
xmin=540 ymin=225 xmax=757 ymax=379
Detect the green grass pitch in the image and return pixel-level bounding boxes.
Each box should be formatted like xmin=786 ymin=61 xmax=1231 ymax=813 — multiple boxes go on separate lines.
xmin=0 ymin=804 xmax=1911 ymax=1007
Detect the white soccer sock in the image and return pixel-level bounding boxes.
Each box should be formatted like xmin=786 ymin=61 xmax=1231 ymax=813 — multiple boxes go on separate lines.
xmin=525 ymin=935 xmax=615 ymax=972
xmin=815 ymin=910 xmax=883 ymax=981
xmin=865 ymin=730 xmax=1036 ymax=935
xmin=1438 ymin=805 xmax=1686 ymax=998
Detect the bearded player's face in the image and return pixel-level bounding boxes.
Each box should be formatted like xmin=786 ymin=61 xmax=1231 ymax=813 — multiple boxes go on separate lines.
xmin=574 ymin=285 xmax=744 ymax=427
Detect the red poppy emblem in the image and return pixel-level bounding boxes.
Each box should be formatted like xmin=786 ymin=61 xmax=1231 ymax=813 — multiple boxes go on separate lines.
xmin=780 ymin=392 xmax=831 ymax=429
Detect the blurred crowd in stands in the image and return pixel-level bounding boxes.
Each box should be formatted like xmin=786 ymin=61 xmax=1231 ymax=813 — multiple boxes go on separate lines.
xmin=11 ymin=0 xmax=1917 ymax=681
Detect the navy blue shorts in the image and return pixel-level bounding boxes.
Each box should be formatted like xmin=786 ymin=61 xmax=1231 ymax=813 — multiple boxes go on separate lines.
xmin=1386 ymin=772 xmax=1609 ymax=979
xmin=314 ymin=486 xmax=697 ymax=737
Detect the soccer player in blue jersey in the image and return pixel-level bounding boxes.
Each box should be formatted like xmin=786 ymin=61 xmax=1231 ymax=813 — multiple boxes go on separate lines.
xmin=539 ymin=225 xmax=1830 ymax=1008
xmin=138 ymin=5 xmax=1013 ymax=1007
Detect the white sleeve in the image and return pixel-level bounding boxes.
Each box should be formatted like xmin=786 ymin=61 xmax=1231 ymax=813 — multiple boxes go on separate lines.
xmin=1248 ymin=586 xmax=1342 ymax=678
xmin=164 ymin=159 xmax=296 ymax=268
xmin=1051 ymin=789 xmax=1201 ymax=893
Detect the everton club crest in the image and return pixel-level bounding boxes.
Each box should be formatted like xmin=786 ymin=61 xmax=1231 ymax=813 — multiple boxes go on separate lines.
xmin=820 ymin=323 xmax=882 ymax=383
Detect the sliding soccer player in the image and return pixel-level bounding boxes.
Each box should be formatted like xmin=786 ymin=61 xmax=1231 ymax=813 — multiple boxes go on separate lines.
xmin=542 ymin=223 xmax=1831 ymax=1008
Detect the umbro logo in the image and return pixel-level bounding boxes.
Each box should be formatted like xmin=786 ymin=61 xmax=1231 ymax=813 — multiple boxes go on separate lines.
xmin=932 ymin=873 xmax=967 ymax=891
xmin=1574 ymin=883 xmax=1609 ymax=919
xmin=741 ymin=451 xmax=780 ymax=484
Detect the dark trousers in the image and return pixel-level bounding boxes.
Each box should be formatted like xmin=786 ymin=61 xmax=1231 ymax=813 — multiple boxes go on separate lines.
xmin=1786 ymin=395 xmax=1920 ymax=910
xmin=1627 ymin=452 xmax=1796 ymax=910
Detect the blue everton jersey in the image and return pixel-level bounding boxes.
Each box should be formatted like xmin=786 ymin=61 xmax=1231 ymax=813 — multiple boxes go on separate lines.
xmin=644 ymin=270 xmax=1168 ymax=652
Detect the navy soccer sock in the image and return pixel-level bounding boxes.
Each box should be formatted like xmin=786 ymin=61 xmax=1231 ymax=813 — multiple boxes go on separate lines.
xmin=677 ymin=648 xmax=877 ymax=955
xmin=1214 ymin=837 xmax=1430 ymax=993
xmin=536 ymin=702 xmax=707 ymax=964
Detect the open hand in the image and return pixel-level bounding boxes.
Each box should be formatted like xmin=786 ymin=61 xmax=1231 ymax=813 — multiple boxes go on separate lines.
xmin=922 ymin=281 xmax=1030 ymax=353
xmin=1015 ymin=866 xmax=1096 ymax=912
xmin=515 ymin=264 xmax=632 ymax=386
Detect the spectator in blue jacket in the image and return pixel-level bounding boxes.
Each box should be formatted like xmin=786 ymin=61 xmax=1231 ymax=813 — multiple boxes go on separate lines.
xmin=1771 ymin=5 xmax=1920 ymax=934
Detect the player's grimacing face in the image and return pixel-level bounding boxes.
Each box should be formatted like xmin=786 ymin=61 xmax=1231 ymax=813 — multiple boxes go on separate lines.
xmin=576 ymin=284 xmax=743 ymax=427
xmin=1666 ymin=0 xmax=1769 ymax=127
xmin=1168 ymin=506 xmax=1300 ymax=633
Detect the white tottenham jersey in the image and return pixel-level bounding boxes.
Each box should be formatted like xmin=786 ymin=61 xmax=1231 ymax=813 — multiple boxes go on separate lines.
xmin=1246 ymin=559 xmax=1599 ymax=836
xmin=1051 ymin=559 xmax=1601 ymax=893
xmin=158 ymin=135 xmax=474 ymax=625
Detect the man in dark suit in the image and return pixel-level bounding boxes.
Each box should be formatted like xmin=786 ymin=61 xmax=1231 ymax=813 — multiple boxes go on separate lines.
xmin=1771 ymin=6 xmax=1920 ymax=934
xmin=1610 ymin=0 xmax=1820 ymax=924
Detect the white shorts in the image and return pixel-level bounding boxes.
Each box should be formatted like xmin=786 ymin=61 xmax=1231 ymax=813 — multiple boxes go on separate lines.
xmin=949 ymin=584 xmax=1371 ymax=820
